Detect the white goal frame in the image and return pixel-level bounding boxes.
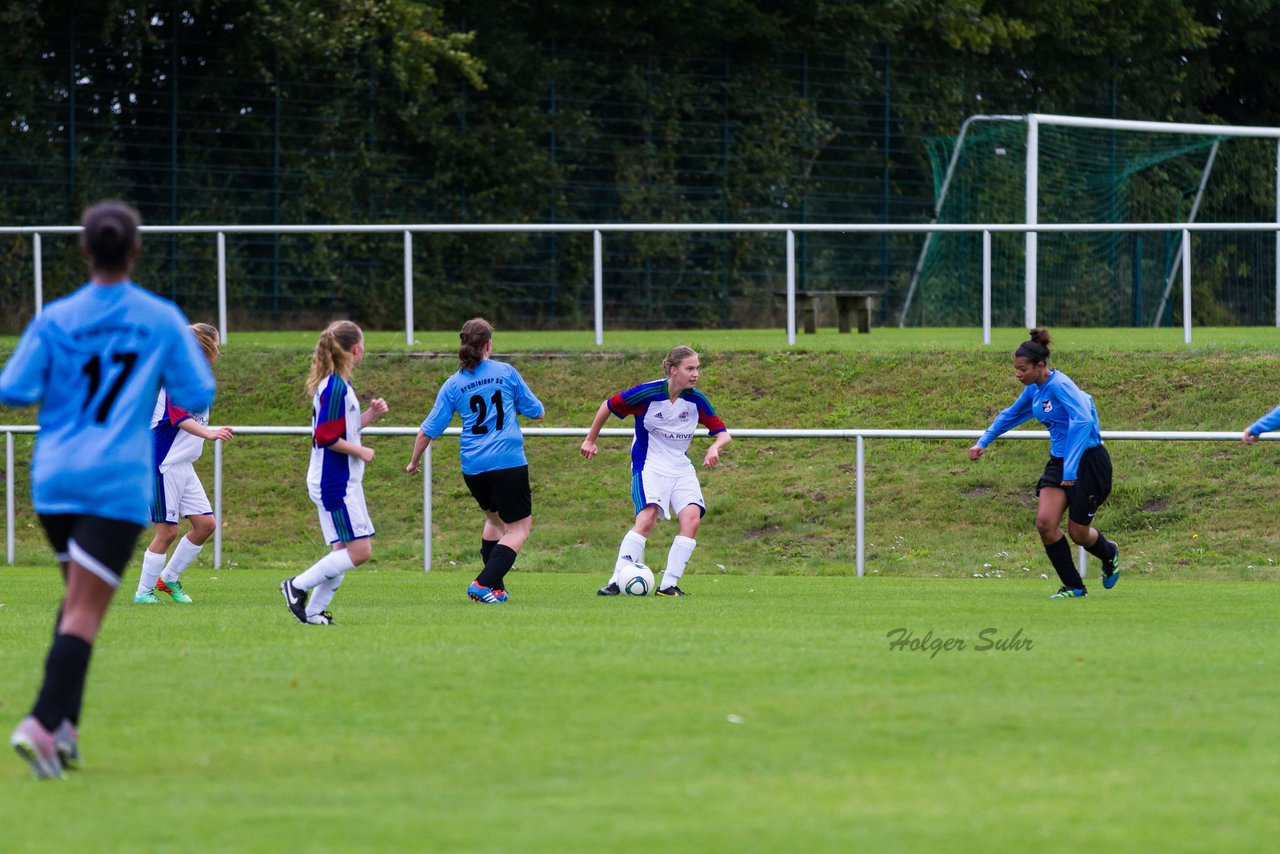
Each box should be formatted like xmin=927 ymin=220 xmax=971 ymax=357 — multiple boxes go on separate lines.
xmin=903 ymin=113 xmax=1280 ymax=329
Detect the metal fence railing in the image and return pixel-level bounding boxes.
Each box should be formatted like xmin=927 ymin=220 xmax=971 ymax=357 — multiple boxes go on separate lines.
xmin=4 ymin=426 xmax=1273 ymax=577
xmin=4 ymin=221 xmax=1280 ymax=347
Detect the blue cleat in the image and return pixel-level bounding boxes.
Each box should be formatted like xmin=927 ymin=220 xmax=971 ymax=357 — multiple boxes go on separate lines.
xmin=1050 ymin=586 xmax=1087 ymax=599
xmin=467 ymin=581 xmax=504 ymax=604
xmin=1102 ymin=542 xmax=1121 ymax=590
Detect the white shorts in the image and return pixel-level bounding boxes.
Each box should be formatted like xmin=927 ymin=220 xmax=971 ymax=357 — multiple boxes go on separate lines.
xmin=631 ymin=469 xmax=705 ymax=520
xmin=312 ymin=481 xmax=376 ymax=544
xmin=151 ymin=462 xmax=213 ymax=525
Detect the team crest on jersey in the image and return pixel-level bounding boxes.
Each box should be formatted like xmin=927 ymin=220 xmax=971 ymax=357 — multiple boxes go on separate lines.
xmin=1042 ymin=400 xmax=1053 ymax=413
xmin=679 ymin=411 xmax=689 ymax=420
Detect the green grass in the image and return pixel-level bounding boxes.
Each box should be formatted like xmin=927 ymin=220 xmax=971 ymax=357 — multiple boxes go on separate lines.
xmin=6 ymin=327 xmax=1280 ymax=577
xmin=1 ymin=569 xmax=1278 ymax=851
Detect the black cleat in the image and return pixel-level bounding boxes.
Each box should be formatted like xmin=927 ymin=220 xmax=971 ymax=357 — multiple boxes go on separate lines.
xmin=655 ymin=586 xmax=687 ymax=597
xmin=280 ymin=578 xmax=308 ymax=624
xmin=597 ymin=582 xmax=621 ymax=596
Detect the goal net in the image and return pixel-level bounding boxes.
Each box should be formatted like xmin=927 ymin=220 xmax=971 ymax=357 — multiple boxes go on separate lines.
xmin=902 ymin=114 xmax=1280 ymax=328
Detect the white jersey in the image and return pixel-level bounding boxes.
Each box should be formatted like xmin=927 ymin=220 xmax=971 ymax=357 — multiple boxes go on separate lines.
xmin=150 ymin=388 xmax=210 ymax=469
xmin=306 ymin=373 xmax=365 ymax=508
xmin=607 ymin=379 xmax=727 ymax=477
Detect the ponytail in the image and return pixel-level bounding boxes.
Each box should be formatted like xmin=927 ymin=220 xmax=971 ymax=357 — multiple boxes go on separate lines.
xmin=307 ymin=320 xmax=363 ymax=395
xmin=458 ymin=317 xmax=494 ymax=371
xmin=1014 ymin=328 xmax=1051 ymax=365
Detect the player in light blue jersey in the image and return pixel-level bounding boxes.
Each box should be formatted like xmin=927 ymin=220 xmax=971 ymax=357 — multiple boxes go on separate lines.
xmin=406 ymin=318 xmax=544 ymax=603
xmin=1241 ymin=401 xmax=1280 ymax=446
xmin=968 ymin=329 xmax=1119 ymax=599
xmin=0 ymin=201 xmax=215 ymax=778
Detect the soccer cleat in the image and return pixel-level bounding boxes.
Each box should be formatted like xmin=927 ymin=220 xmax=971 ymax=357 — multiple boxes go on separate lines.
xmin=280 ymin=578 xmax=308 ymax=624
xmin=597 ymin=582 xmax=621 ymax=596
xmin=156 ymin=577 xmax=193 ymax=604
xmin=1050 ymin=586 xmax=1087 ymax=599
xmin=1102 ymin=542 xmax=1121 ymax=590
xmin=467 ymin=581 xmax=504 ymax=604
xmin=655 ymin=586 xmax=687 ymax=597
xmin=52 ymin=720 xmax=79 ymax=771
xmin=10 ymin=716 xmax=63 ymax=780
xmin=493 ymin=589 xmax=509 ymax=603
xmin=305 ymin=610 xmax=335 ymax=625
xmin=133 ymin=589 xmax=162 ymax=604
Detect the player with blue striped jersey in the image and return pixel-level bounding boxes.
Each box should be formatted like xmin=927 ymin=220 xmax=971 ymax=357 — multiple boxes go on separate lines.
xmin=968 ymin=329 xmax=1119 ymax=599
xmin=280 ymin=321 xmax=388 ymax=626
xmin=134 ymin=323 xmax=234 ymax=605
xmin=581 ymin=346 xmax=731 ymax=597
xmin=406 ymin=318 xmax=544 ymax=603
xmin=0 ymin=201 xmax=215 ymax=778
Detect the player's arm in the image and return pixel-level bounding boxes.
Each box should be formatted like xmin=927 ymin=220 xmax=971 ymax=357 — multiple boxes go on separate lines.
xmin=0 ymin=320 xmax=50 ymax=407
xmin=580 ymin=399 xmax=612 ymax=460
xmin=969 ymin=387 xmax=1034 ymax=460
xmin=163 ymin=310 xmax=216 ymax=413
xmin=514 ymin=373 xmax=545 ymax=421
xmin=177 ymin=419 xmax=234 ymax=442
xmin=361 ymin=398 xmax=389 ymax=428
xmin=329 ymin=437 xmax=374 ymax=463
xmin=405 ymin=430 xmax=432 ymax=474
xmin=703 ymin=429 xmax=732 ymax=468
xmin=1244 ymin=403 xmax=1280 ymax=445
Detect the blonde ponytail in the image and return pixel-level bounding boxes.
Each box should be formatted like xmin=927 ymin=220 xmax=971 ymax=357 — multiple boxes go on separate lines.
xmin=307 ymin=320 xmax=363 ymax=395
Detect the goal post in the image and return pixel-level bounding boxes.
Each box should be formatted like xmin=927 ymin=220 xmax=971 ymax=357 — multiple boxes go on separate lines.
xmin=904 ymin=113 xmax=1280 ymax=330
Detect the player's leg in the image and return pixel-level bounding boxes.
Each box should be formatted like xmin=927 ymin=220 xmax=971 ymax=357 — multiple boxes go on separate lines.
xmin=157 ymin=471 xmax=216 ymax=603
xmin=136 ymin=469 xmax=182 ymax=602
xmin=1036 ymin=486 xmax=1085 ymax=596
xmin=657 ymin=485 xmax=704 ymax=595
xmin=281 ymin=499 xmax=363 ymax=623
xmin=472 ymin=466 xmax=531 ymax=599
xmin=1067 ymin=446 xmax=1120 ymax=588
xmin=14 ymin=515 xmax=141 ymax=778
xmin=602 ymin=503 xmax=660 ymax=595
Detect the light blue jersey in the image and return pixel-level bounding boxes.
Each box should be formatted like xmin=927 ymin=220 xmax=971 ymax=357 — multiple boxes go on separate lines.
xmin=1247 ymin=404 xmax=1280 ymax=437
xmin=421 ymin=359 xmax=544 ymax=476
xmin=0 ymin=281 xmax=215 ymax=525
xmin=977 ymin=369 xmax=1102 ymax=481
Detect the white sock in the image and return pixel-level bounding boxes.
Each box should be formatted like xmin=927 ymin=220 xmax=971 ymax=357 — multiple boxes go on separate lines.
xmin=306 ymin=572 xmax=344 ymax=617
xmin=661 ymin=536 xmax=696 ymax=590
xmin=611 ymin=531 xmax=647 ymax=584
xmin=293 ymin=550 xmax=356 ymax=592
xmin=161 ymin=536 xmax=204 ymax=583
xmin=137 ymin=549 xmax=166 ymax=595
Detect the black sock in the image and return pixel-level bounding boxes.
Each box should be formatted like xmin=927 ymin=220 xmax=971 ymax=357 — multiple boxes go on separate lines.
xmin=476 ymin=544 xmax=518 ymax=589
xmin=1044 ymin=537 xmax=1085 ymax=590
xmin=1085 ymin=531 xmax=1115 ymax=564
xmin=480 ymin=538 xmax=499 ymax=565
xmin=31 ymin=634 xmax=93 ymax=732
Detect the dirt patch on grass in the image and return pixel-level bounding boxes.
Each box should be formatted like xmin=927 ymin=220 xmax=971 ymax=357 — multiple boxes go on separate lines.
xmin=744 ymin=525 xmax=782 ymax=540
xmin=1141 ymin=498 xmax=1170 ymax=512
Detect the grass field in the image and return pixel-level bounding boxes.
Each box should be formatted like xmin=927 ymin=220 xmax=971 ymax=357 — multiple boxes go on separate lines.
xmin=1 ymin=568 xmax=1278 ymax=851
xmin=4 ymin=327 xmax=1280 ymax=849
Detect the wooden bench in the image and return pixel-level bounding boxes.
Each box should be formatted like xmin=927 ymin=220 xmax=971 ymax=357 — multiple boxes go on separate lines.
xmin=774 ymin=290 xmax=880 ymax=334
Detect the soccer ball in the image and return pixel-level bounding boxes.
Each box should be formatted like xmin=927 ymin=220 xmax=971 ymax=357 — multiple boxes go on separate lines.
xmin=619 ymin=562 xmax=654 ymax=596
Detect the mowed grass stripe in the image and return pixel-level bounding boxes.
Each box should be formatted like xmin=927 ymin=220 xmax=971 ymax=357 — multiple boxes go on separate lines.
xmin=1 ymin=569 xmax=1277 ymax=851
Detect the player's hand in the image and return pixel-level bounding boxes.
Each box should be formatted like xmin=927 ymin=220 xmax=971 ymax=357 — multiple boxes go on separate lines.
xmin=369 ymin=398 xmax=389 ymax=419
xmin=703 ymin=447 xmax=720 ymax=468
xmin=405 ymin=459 xmax=420 ymax=475
xmin=211 ymin=426 xmax=234 ymax=442
xmin=967 ymin=445 xmax=984 ymax=461
xmin=1243 ymin=429 xmax=1259 ymax=445
xmin=580 ymin=439 xmax=598 ymax=460
xmin=360 ymin=446 xmax=376 ymax=464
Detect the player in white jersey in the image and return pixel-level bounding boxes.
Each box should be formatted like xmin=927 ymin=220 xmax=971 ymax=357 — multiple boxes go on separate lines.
xmin=134 ymin=323 xmax=233 ymax=604
xmin=280 ymin=321 xmax=388 ymax=625
xmin=581 ymin=346 xmax=731 ymax=596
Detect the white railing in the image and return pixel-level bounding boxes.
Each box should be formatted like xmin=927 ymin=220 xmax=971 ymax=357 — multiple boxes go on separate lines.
xmin=3 ymin=425 xmax=1273 ymax=577
xmin=4 ymin=220 xmax=1280 ymax=347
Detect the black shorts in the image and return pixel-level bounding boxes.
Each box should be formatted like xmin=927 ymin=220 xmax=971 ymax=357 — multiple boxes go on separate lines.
xmin=462 ymin=465 xmax=532 ymax=523
xmin=1036 ymin=445 xmax=1113 ymax=526
xmin=38 ymin=514 xmax=145 ymax=589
